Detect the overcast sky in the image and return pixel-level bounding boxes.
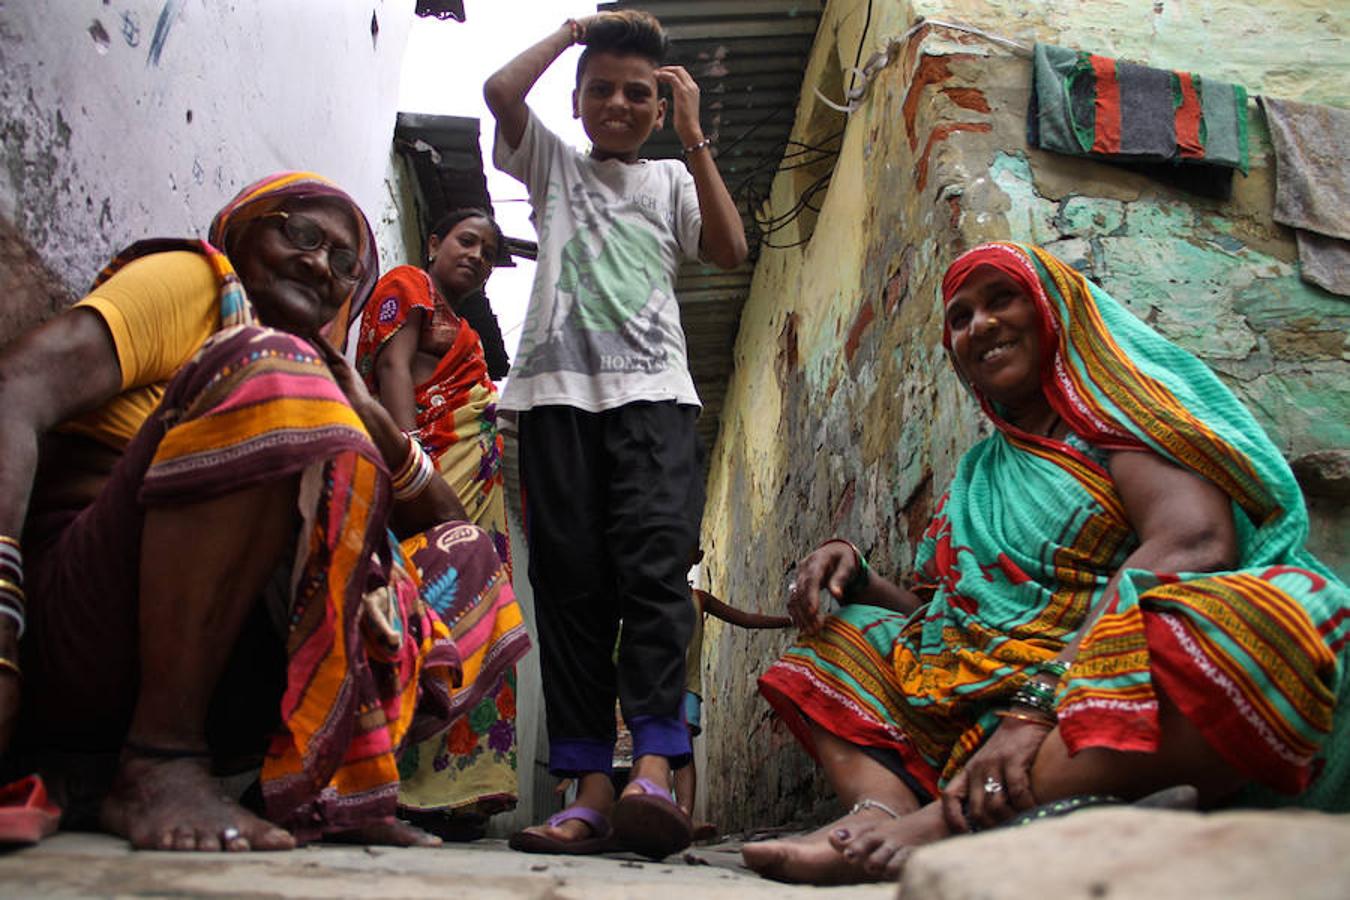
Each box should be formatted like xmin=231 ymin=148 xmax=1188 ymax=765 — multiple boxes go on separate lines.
xmin=398 ymin=1 xmax=600 ymax=360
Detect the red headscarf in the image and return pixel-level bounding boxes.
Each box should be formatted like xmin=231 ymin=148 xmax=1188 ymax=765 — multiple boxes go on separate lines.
xmin=937 ymin=243 xmax=1062 ymax=435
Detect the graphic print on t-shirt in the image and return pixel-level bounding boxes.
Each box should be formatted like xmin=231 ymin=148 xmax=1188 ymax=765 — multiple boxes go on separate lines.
xmin=515 ymin=184 xmax=683 ymax=378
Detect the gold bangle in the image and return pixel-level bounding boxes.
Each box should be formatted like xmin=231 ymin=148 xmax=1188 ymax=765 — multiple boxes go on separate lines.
xmin=996 ymin=708 xmax=1055 ymax=727
xmin=0 ymin=657 xmax=20 ymax=679
xmin=0 ymin=579 xmax=24 ymax=603
xmin=0 ymin=536 xmax=19 ymax=549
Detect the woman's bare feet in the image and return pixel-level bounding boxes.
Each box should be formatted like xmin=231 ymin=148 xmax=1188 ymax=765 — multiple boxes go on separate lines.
xmin=100 ymin=755 xmax=295 ymax=852
xmin=826 ymin=801 xmax=951 ymax=881
xmin=741 ymin=803 xmax=897 ymax=884
xmin=328 ymin=818 xmax=442 ymax=847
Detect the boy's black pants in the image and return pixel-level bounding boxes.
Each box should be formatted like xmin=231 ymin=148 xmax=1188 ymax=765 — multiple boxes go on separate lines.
xmin=518 ymin=401 xmax=700 ymax=776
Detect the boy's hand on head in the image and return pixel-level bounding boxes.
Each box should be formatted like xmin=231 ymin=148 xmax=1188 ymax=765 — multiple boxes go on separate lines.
xmin=572 ymin=14 xmax=604 ymax=42
xmin=655 ymin=66 xmax=704 ymax=147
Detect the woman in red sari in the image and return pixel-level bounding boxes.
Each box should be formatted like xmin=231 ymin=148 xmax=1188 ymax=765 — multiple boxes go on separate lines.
xmin=355 ymin=209 xmax=530 ymax=836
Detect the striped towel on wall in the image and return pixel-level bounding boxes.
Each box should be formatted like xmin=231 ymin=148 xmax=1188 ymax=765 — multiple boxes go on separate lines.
xmin=1030 ymin=43 xmax=1249 ymax=174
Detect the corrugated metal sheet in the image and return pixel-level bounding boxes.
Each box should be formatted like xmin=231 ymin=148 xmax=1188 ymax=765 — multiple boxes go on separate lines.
xmin=393 ymin=111 xmax=535 ymax=265
xmin=598 ymin=0 xmax=826 ymax=463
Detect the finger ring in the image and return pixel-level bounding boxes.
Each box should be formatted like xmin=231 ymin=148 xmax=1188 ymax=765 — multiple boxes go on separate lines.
xmin=220 ymin=826 xmax=241 ymax=843
xmin=982 ymin=776 xmax=1004 ymax=795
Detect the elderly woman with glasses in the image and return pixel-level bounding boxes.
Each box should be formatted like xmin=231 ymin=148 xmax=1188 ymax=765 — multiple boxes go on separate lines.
xmin=0 ymin=173 xmax=518 ymax=852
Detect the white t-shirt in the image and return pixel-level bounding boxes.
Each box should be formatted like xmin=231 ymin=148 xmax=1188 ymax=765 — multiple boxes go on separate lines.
xmin=493 ymin=110 xmax=704 ymax=412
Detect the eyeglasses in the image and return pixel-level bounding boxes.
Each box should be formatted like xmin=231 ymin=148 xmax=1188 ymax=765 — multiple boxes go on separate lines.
xmin=262 ymin=211 xmax=363 ymax=282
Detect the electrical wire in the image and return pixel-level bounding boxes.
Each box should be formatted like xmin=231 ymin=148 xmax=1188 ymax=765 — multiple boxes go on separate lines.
xmin=748 ymin=15 xmax=1035 ymax=252
xmin=816 ymin=17 xmax=1032 ymax=115
xmin=741 ymin=4 xmax=877 ymax=252
xmin=846 ymin=0 xmax=874 ymax=96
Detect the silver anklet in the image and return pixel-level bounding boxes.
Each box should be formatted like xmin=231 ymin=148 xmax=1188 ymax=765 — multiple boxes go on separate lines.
xmin=849 ymin=798 xmax=901 ymax=819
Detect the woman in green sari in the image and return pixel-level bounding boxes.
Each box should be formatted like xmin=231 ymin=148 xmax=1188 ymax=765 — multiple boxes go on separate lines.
xmin=743 ymin=242 xmax=1349 ymax=884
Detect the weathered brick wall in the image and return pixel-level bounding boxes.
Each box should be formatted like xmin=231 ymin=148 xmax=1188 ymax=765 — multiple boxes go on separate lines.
xmin=699 ymin=0 xmax=1348 ymax=831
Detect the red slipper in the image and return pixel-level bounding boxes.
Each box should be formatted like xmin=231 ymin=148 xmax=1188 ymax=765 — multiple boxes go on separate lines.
xmin=611 ymin=777 xmax=692 ymax=860
xmin=0 ymin=775 xmax=61 ymax=845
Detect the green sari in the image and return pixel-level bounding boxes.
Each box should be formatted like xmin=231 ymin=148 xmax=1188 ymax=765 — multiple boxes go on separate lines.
xmin=760 ymin=243 xmax=1349 ymax=807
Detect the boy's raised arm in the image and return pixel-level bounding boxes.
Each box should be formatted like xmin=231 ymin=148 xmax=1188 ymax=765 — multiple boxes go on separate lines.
xmin=656 ymin=66 xmax=749 ymax=270
xmin=484 ymin=19 xmax=592 ymax=151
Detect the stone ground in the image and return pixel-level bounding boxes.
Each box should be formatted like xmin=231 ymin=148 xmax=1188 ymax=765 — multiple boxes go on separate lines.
xmin=4 ymin=808 xmax=1350 ymax=898
xmin=0 ymin=832 xmax=892 ymax=899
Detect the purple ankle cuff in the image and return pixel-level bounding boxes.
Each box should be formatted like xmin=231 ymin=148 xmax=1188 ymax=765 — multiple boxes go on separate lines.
xmin=629 ymin=715 xmax=691 ymax=766
xmin=549 ymin=738 xmax=614 ymax=777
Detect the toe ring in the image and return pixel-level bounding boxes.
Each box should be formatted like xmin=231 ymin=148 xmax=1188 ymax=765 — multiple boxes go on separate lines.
xmin=220 ymin=826 xmax=241 ymax=843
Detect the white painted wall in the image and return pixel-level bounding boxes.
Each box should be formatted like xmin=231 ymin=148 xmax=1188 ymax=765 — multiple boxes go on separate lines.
xmin=0 ymin=0 xmax=416 ymax=299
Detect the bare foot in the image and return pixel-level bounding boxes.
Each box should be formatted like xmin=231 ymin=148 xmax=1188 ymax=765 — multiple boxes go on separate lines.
xmin=328 ymin=818 xmax=442 ymax=847
xmin=741 ymin=805 xmax=895 ymax=884
xmin=826 ymin=801 xmax=951 ymax=881
xmin=101 ymin=755 xmax=295 ymax=852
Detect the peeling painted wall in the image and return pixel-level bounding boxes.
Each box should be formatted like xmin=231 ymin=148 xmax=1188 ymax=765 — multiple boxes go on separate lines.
xmin=0 ymin=0 xmax=416 ymax=335
xmin=700 ymin=0 xmax=1349 ymax=831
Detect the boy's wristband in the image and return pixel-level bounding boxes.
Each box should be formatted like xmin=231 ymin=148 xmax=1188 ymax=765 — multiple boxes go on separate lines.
xmin=683 ymin=136 xmax=714 ymax=156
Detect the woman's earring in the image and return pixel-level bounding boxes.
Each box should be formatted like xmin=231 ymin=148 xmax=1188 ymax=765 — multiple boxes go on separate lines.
xmin=427 ymin=253 xmax=437 ymax=263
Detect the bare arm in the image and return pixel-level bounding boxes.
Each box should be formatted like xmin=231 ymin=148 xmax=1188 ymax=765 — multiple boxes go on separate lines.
xmin=371 ymin=310 xmax=424 ymax=433
xmin=1052 ymin=448 xmax=1238 ymax=667
xmin=655 ymin=66 xmax=749 ymax=270
xmin=786 ymin=541 xmax=922 ymax=634
xmin=0 ymin=309 xmax=124 ymax=538
xmin=696 ymin=589 xmax=792 ymax=629
xmin=0 ymin=308 xmax=125 ymax=756
xmin=312 ymin=336 xmax=468 ymax=533
xmin=483 ymin=21 xmax=583 ymax=151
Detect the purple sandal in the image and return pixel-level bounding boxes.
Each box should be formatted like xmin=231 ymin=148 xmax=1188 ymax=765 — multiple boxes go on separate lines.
xmin=508 ymin=805 xmax=615 ymax=855
xmin=611 ymin=777 xmax=693 ymax=860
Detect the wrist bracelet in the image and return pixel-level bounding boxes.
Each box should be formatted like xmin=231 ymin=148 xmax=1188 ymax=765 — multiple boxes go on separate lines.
xmin=995 ymin=709 xmax=1054 ymax=727
xmin=683 ymin=136 xmax=714 ymax=156
xmin=0 ymin=579 xmax=25 ymax=607
xmin=0 ymin=605 xmax=25 ymax=639
xmin=0 ymin=656 xmax=20 ymax=680
xmin=1009 ymin=684 xmax=1057 ymax=716
xmin=1014 ymin=679 xmax=1057 ymax=702
xmin=563 ymin=18 xmax=584 ymax=44
xmin=391 ymin=433 xmax=436 ymax=501
xmin=1035 ymin=658 xmax=1071 ymax=680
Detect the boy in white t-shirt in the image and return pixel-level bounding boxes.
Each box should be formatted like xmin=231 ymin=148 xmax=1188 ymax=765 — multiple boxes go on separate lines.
xmin=485 ymin=10 xmax=746 ymax=860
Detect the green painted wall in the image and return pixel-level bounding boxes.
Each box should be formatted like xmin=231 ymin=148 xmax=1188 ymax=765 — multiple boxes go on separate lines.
xmin=698 ymin=0 xmax=1349 ymax=830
